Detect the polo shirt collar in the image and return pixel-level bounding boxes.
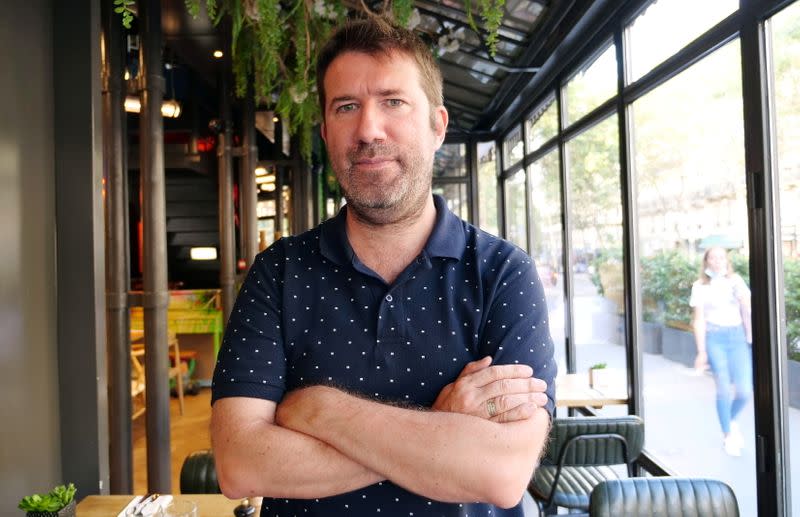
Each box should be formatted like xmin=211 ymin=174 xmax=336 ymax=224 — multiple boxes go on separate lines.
xmin=318 ymin=194 xmax=465 ymax=265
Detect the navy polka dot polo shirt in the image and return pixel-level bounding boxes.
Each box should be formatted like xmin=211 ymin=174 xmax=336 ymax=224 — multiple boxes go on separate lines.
xmin=212 ymin=194 xmax=557 ymax=516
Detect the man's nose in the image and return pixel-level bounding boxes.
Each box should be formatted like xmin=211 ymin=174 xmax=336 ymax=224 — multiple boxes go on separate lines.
xmin=355 ymin=104 xmax=387 ymax=143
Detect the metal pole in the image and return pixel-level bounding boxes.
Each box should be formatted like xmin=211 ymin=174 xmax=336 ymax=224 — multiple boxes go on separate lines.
xmin=240 ymin=82 xmax=259 ymax=266
xmin=101 ymin=0 xmax=132 ymax=493
xmin=139 ymin=0 xmax=171 ymax=493
xmin=219 ymin=57 xmax=236 ymax=324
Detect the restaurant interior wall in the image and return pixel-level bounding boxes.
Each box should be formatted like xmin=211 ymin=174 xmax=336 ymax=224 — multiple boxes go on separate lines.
xmin=0 ymin=0 xmax=62 ymax=512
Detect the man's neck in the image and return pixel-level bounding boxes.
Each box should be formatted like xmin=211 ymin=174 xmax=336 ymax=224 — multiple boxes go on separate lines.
xmin=345 ymin=196 xmax=437 ymax=284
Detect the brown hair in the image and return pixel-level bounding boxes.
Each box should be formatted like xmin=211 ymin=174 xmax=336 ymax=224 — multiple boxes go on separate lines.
xmin=316 ymin=17 xmax=443 ymax=117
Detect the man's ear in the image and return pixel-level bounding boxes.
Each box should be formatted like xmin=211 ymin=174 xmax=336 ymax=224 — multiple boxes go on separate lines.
xmin=320 ymin=119 xmax=328 ymax=144
xmin=433 ymin=106 xmax=449 ymax=148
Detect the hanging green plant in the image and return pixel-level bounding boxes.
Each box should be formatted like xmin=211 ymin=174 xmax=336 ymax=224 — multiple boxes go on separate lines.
xmin=127 ymin=0 xmax=509 ymax=161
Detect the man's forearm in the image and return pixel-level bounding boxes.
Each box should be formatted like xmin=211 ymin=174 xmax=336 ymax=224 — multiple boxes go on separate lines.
xmin=276 ymin=386 xmax=550 ymax=508
xmin=211 ymin=399 xmax=383 ymax=499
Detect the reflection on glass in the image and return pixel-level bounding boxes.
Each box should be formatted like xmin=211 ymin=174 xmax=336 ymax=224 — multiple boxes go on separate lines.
xmin=504 ymin=125 xmax=524 ymax=168
xmin=526 ymin=96 xmax=558 ymax=152
xmin=627 ymin=0 xmax=738 ymax=83
xmin=503 ymin=169 xmax=527 ymax=252
xmin=433 ymin=143 xmax=467 ymax=177
xmin=477 ymin=142 xmax=500 ymax=235
xmin=432 ymin=182 xmax=469 ymax=221
xmin=564 ymin=44 xmax=617 ymax=126
xmin=632 ymin=39 xmax=755 ymax=515
xmin=770 ymin=3 xmax=800 ymax=515
xmin=565 ymin=114 xmax=625 ymax=414
xmin=529 ymin=150 xmax=565 ymax=373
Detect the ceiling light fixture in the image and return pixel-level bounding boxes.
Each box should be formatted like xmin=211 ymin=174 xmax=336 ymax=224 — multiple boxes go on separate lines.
xmin=190 ymin=247 xmax=218 ymax=260
xmin=213 ymin=50 xmax=224 ymax=58
xmin=255 ymin=174 xmax=276 ymax=184
xmin=124 ymin=96 xmax=182 ymax=118
xmin=255 ymin=166 xmax=268 ymax=176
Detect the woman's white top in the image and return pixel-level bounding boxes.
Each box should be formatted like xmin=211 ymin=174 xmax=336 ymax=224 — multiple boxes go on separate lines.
xmin=689 ymin=274 xmax=750 ymax=327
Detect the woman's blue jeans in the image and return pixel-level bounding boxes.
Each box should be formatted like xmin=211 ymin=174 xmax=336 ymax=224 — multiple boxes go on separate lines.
xmin=706 ymin=323 xmax=753 ymax=435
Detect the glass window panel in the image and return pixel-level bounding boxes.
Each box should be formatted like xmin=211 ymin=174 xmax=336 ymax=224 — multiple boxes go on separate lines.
xmin=503 ymin=125 xmax=524 ymax=168
xmin=563 ymin=44 xmax=617 ymax=126
xmin=503 ymin=169 xmax=527 ymax=252
xmin=526 ymin=96 xmax=558 ymax=152
xmin=626 ymin=0 xmax=738 ymax=83
xmin=433 ymin=182 xmax=470 ymax=221
xmin=529 ymin=150 xmax=565 ymax=374
xmin=565 ymin=114 xmax=626 ymax=415
xmin=433 ymin=143 xmax=467 ymax=177
xmin=477 ymin=142 xmax=500 ymax=236
xmin=770 ymin=3 xmax=800 ymax=515
xmin=632 ymin=40 xmax=755 ymax=515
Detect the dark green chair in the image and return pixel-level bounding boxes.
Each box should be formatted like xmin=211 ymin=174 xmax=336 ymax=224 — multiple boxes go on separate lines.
xmin=590 ymin=477 xmax=739 ymax=516
xmin=180 ymin=449 xmax=221 ymax=494
xmin=528 ymin=415 xmax=644 ymax=514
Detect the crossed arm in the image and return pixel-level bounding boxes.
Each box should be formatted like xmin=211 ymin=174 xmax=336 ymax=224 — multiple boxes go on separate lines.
xmin=211 ymin=357 xmax=551 ymax=508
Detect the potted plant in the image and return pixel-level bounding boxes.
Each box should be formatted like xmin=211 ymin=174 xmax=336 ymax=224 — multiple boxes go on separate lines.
xmin=18 ymin=484 xmax=76 ymax=517
xmin=588 ymin=362 xmax=608 ymax=389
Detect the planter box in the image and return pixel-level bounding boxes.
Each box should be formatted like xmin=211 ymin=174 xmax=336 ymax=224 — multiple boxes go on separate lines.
xmin=641 ymin=321 xmax=663 ymax=355
xmin=26 ymin=500 xmax=76 ymax=517
xmin=789 ymin=360 xmax=800 ymax=409
xmin=662 ymin=325 xmax=696 ymax=368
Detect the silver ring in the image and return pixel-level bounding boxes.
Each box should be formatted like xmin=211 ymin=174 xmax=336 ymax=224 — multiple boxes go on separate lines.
xmin=486 ymin=399 xmax=497 ymax=418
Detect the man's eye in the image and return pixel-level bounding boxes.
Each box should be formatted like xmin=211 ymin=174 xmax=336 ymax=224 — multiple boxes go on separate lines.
xmin=335 ymin=104 xmax=357 ymax=113
xmin=386 ymin=99 xmax=404 ymax=107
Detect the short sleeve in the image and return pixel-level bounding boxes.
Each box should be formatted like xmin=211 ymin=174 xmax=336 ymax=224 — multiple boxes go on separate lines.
xmin=478 ymin=250 xmax=557 ymax=416
xmin=211 ymin=243 xmax=288 ymax=405
xmin=732 ymin=274 xmax=751 ymax=300
xmin=689 ymin=281 xmax=703 ymax=308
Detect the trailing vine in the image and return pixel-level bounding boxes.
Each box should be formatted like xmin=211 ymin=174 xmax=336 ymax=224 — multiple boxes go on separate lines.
xmin=123 ymin=0 xmax=509 ymax=161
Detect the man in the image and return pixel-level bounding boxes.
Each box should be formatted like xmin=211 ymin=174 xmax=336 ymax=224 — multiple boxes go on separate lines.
xmin=211 ymin=17 xmax=556 ymax=516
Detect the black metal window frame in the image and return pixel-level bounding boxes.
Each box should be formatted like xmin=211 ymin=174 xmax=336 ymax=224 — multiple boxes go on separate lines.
xmin=480 ymin=0 xmax=797 ymax=514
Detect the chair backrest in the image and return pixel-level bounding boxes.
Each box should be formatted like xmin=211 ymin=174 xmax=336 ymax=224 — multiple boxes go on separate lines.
xmin=545 ymin=415 xmax=644 ymax=467
xmin=590 ymin=477 xmax=739 ymax=517
xmin=180 ymin=449 xmax=221 ymax=494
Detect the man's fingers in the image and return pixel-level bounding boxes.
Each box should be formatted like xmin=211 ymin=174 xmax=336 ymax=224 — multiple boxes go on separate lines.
xmin=490 ymin=402 xmax=539 ymax=423
xmin=469 ymin=364 xmax=534 ymax=387
xmin=456 ymin=356 xmax=492 ymax=379
xmin=490 ymin=393 xmax=545 ymax=416
xmin=480 ymin=377 xmax=547 ymax=400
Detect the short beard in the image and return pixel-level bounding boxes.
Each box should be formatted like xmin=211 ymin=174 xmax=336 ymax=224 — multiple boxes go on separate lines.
xmin=339 ymin=142 xmax=432 ymax=226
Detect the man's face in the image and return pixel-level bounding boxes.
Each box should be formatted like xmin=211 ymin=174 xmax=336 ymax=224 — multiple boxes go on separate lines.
xmin=320 ymin=50 xmax=448 ymax=225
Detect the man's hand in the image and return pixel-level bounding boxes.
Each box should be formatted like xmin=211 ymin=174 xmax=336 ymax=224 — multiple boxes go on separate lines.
xmin=432 ymin=356 xmax=548 ymax=423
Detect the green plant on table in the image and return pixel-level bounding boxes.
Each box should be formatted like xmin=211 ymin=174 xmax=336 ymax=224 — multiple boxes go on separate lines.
xmin=18 ymin=484 xmax=76 ymax=513
xmin=589 ymin=362 xmax=607 ymax=370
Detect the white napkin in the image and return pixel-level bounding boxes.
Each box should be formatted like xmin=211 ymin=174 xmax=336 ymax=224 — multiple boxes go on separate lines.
xmin=117 ymin=494 xmax=174 ymax=517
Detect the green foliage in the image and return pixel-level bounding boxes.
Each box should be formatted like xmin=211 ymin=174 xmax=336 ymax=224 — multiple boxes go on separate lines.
xmin=590 ymin=362 xmax=607 ymax=369
xmin=391 ymin=0 xmax=415 ymax=27
xmin=18 ymin=484 xmax=76 ymax=512
xmin=785 ymin=258 xmax=800 ymax=360
xmin=113 ymin=0 xmax=135 ymax=29
xmin=589 ymin=248 xmax=622 ymax=296
xmin=639 ymin=250 xmax=698 ymax=326
xmin=463 ymin=0 xmax=506 ymax=56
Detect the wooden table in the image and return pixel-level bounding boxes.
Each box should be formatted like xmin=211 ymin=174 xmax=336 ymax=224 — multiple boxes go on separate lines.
xmin=555 ymin=372 xmax=628 ymax=408
xmin=77 ymin=494 xmax=252 ymax=516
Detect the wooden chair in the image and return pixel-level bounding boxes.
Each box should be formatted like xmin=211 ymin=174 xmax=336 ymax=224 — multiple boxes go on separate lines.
xmin=130 ymin=331 xmax=185 ymax=419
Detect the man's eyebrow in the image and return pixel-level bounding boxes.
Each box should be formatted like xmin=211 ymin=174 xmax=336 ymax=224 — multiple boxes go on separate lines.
xmin=329 ymin=89 xmax=407 ymax=106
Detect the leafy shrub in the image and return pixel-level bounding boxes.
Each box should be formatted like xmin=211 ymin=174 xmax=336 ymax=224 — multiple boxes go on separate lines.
xmin=589 ymin=248 xmax=622 ymax=296
xmin=640 ymin=250 xmax=699 ymax=326
xmin=785 ymin=258 xmax=800 ymax=361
